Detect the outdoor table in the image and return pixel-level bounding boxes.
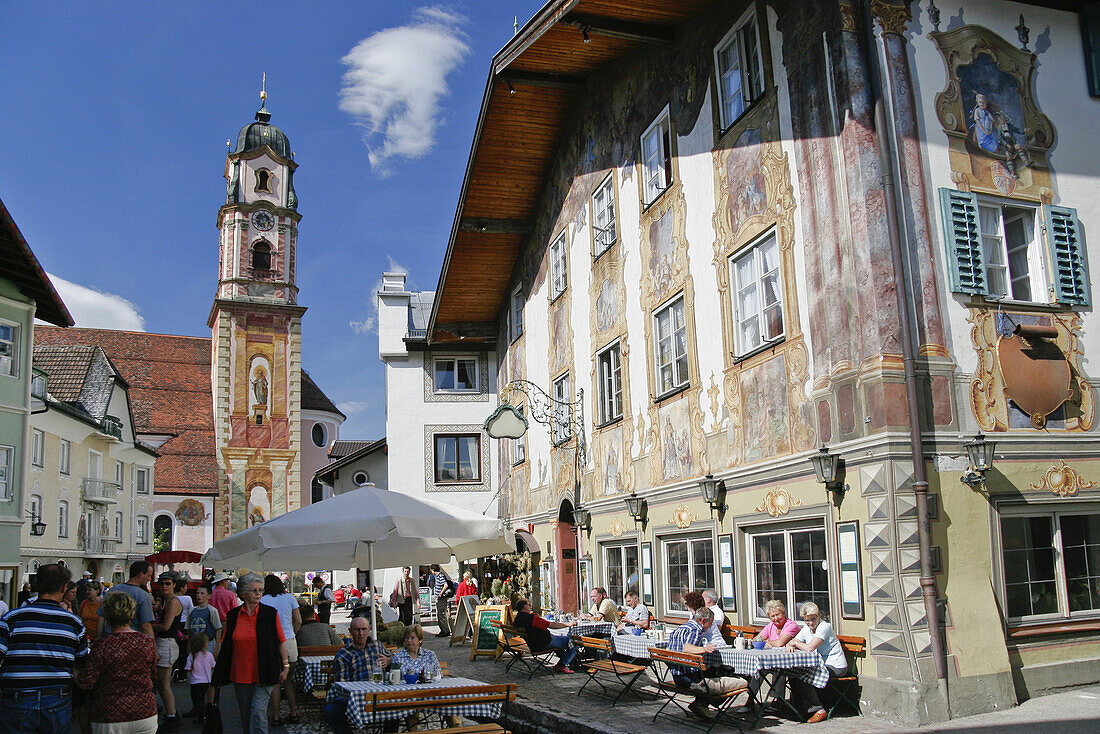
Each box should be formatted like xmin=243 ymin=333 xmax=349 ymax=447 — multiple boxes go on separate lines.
xmin=333 ymin=676 xmax=503 ymax=730
xmin=702 ymin=647 xmax=829 ymax=725
xmin=572 ymin=621 xmax=615 ymax=638
xmin=610 ymin=633 xmax=667 ymax=660
xmin=297 ymin=654 xmax=335 ymax=692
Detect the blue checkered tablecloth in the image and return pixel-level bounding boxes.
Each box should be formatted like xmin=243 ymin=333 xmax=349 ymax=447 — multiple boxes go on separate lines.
xmin=296 ymin=655 xmax=334 ymax=692
xmin=334 ymin=676 xmax=503 ymax=729
xmin=572 ymin=621 xmax=615 ymax=638
xmin=703 ymin=647 xmax=830 ymax=688
xmin=611 ymin=634 xmax=667 ymax=659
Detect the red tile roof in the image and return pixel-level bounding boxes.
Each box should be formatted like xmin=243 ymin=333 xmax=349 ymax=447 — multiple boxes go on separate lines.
xmin=34 ymin=327 xmax=217 ymax=496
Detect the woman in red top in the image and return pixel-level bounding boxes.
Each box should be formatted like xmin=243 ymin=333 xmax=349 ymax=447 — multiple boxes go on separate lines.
xmin=455 ymin=570 xmax=478 ymax=601
xmin=78 ymin=592 xmax=158 ymax=733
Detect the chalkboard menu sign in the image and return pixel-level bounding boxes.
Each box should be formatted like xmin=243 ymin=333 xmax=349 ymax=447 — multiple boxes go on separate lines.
xmin=470 ymin=604 xmax=509 ymax=660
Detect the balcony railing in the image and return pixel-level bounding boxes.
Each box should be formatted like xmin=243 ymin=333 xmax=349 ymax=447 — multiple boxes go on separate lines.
xmin=101 ymin=416 xmax=123 ymax=441
xmin=82 ymin=478 xmax=121 ymax=504
xmin=81 ymin=535 xmax=119 ymax=556
xmin=406 ymin=328 xmax=428 ymax=340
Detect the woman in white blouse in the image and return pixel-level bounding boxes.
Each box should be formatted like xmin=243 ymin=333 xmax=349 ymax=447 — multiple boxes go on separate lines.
xmin=784 ymin=602 xmax=847 ymax=723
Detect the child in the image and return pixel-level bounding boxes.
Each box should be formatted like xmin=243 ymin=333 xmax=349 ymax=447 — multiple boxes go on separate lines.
xmin=184 ymin=633 xmax=215 ymax=721
xmin=186 ymin=586 xmax=222 ymax=653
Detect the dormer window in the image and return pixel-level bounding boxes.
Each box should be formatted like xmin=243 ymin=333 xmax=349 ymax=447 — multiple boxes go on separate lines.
xmin=252 ymin=241 xmax=272 ymax=271
xmin=255 ymin=169 xmax=272 ymax=193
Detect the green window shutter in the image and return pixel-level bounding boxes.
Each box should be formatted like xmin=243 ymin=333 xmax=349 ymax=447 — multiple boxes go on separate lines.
xmin=938 ymin=187 xmax=987 ymax=296
xmin=1044 ymin=204 xmax=1091 ymax=307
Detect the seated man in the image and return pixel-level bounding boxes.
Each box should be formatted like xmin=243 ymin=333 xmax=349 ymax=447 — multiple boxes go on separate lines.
xmin=512 ymin=598 xmax=580 ymax=674
xmin=666 ymin=606 xmax=743 ymax=720
xmin=616 ymin=590 xmax=651 ymax=635
xmin=584 ymin=587 xmax=621 ymax=624
xmin=701 ymin=589 xmax=729 ymax=647
xmin=296 ymin=603 xmax=342 ymax=647
xmin=323 ymin=617 xmax=392 ymax=734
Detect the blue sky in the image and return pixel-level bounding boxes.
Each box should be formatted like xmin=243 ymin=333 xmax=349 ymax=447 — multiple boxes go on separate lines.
xmin=1 ymin=2 xmax=544 ymax=440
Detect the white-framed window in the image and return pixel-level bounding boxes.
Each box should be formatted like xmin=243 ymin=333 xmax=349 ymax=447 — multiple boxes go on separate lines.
xmin=999 ymin=506 xmax=1100 ymax=621
xmin=59 ymin=440 xmax=71 ymax=476
xmin=731 ymin=230 xmax=784 ymax=355
xmin=978 ymin=199 xmax=1045 ymax=302
xmin=665 ymin=535 xmax=716 ymax=613
xmin=550 ymin=231 xmax=568 ymax=299
xmin=114 ymin=511 xmax=123 ymax=540
xmin=114 ymin=460 xmax=123 ymax=486
xmin=136 ymin=515 xmax=149 ymax=544
xmin=511 ymin=406 xmax=527 ymax=466
xmin=597 ymin=341 xmax=623 ymax=425
xmin=31 ymin=429 xmax=44 ymax=468
xmin=747 ymin=523 xmax=831 ymax=622
xmin=714 ymin=10 xmax=765 ymax=130
xmin=29 ymin=493 xmax=42 ymax=527
xmin=57 ymin=501 xmax=68 ymax=538
xmin=88 ymin=449 xmax=102 ymax=480
xmin=30 ymin=372 xmax=46 ymax=399
xmin=0 ymin=446 xmax=13 ymax=501
xmin=641 ymin=108 xmax=672 ymax=205
xmin=604 ymin=543 xmax=640 ymax=606
xmin=592 ymin=174 xmax=617 ymax=256
xmin=433 ymin=434 xmax=481 ymax=483
xmin=510 ymin=286 xmax=524 ymax=341
xmin=434 ymin=357 xmax=479 ymax=393
xmin=552 ymin=373 xmax=572 ymax=444
xmin=653 ymin=296 xmax=689 ymax=396
xmin=0 ymin=321 xmax=19 ymax=377
xmin=136 ymin=467 xmax=149 ymax=494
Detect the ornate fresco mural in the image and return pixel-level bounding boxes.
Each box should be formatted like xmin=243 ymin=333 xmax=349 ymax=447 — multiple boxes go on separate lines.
xmin=932 ymin=25 xmax=1055 ymax=200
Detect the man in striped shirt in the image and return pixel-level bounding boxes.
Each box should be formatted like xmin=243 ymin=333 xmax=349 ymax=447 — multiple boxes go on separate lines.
xmin=0 ymin=563 xmax=89 ymax=732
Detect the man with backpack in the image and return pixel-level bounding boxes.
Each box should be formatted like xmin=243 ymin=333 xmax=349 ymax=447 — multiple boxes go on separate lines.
xmin=429 ymin=564 xmax=455 ymax=637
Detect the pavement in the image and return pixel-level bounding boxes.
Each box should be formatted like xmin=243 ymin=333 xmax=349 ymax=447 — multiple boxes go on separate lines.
xmin=70 ymin=609 xmax=1100 ymax=733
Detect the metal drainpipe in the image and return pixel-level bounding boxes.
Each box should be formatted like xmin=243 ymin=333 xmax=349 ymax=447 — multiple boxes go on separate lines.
xmin=860 ymin=0 xmax=950 ymax=697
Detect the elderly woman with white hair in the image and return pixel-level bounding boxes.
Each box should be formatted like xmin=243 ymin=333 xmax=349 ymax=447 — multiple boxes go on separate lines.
xmin=207 ymin=572 xmax=289 ymax=734
xmin=784 ymin=601 xmax=847 ymax=723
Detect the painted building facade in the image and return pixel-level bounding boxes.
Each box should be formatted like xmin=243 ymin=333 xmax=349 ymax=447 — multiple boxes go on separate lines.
xmin=426 ymin=0 xmax=1100 ymax=724
xmin=210 ymin=96 xmax=307 ymax=538
xmin=0 ymin=198 xmax=71 ymax=605
xmin=25 ymin=345 xmax=157 ymax=584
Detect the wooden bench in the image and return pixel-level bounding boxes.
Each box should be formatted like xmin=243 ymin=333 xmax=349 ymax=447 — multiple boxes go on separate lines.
xmin=650 ymin=648 xmax=746 ymax=734
xmin=489 ymin=619 xmax=558 ymax=680
xmin=826 ymin=635 xmax=865 ymax=718
xmin=298 ymin=644 xmax=343 ymax=657
xmin=366 ymin=683 xmax=516 ymax=734
xmin=570 ymin=635 xmax=649 ymax=705
xmin=720 ymin=624 xmax=760 ymax=641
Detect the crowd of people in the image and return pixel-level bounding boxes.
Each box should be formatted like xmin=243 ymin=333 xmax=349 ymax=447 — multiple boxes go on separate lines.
xmin=0 ymin=561 xmax=343 ymax=734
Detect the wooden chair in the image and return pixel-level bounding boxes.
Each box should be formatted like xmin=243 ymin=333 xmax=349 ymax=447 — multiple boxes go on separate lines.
xmin=309 ymin=658 xmax=335 ymax=700
xmin=489 ymin=619 xmax=558 ymax=680
xmin=719 ymin=624 xmax=760 ymax=645
xmin=439 ymin=661 xmax=450 ymax=677
xmin=649 ymin=648 xmax=745 ymax=734
xmin=826 ymin=635 xmax=865 ymax=718
xmin=366 ymin=683 xmax=517 ymax=734
xmin=570 ymin=635 xmax=649 ymax=706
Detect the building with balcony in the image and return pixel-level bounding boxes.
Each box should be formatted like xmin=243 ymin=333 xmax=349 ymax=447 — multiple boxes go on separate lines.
xmin=26 ymin=344 xmax=157 ymax=583
xmin=0 ymin=197 xmax=71 ymax=606
xmin=421 ymin=0 xmax=1100 ymax=723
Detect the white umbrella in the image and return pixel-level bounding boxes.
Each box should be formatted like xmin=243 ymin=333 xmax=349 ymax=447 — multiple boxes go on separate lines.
xmin=201 ymin=486 xmax=514 ymax=638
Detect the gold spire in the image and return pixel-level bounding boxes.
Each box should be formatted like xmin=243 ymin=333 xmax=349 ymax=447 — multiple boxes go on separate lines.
xmin=260 ymin=72 xmax=267 ymax=103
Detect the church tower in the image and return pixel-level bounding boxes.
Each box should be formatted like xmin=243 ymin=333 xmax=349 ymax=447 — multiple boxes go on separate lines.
xmin=209 ymin=88 xmax=304 ymax=539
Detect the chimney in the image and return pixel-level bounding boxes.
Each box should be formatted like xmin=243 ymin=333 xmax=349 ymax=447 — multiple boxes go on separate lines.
xmin=381 ymin=272 xmax=407 ymax=292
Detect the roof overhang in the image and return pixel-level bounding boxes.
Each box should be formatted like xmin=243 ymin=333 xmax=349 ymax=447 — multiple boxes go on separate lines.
xmin=427 ymin=0 xmax=1090 ymax=345
xmin=0 ymin=197 xmax=72 ymax=327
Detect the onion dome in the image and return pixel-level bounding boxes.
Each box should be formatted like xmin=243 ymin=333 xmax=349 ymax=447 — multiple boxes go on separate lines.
xmin=232 ymin=90 xmax=291 ymax=160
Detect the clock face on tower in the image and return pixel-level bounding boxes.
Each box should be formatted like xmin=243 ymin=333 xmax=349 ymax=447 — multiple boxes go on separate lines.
xmin=251 ymin=210 xmax=275 ymax=232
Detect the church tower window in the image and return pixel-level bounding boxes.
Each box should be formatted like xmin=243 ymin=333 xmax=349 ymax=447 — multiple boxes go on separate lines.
xmin=251 ymin=241 xmax=272 ymax=271
xmin=255 ymin=168 xmax=272 ymax=193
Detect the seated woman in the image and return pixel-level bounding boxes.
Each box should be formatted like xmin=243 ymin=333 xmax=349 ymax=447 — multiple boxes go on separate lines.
xmin=390 ymin=625 xmax=448 ymax=730
xmin=511 ymin=598 xmax=579 ymax=674
xmin=784 ymin=602 xmax=845 ymax=723
xmin=736 ymin=599 xmax=801 ymax=715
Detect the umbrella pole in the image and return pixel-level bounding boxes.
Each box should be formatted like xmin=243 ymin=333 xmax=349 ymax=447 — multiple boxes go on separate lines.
xmin=368 ymin=540 xmax=377 ymax=642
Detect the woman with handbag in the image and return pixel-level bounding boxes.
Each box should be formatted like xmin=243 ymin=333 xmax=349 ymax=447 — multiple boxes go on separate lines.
xmin=391 ymin=566 xmax=418 ymax=625
xmin=208 ymin=573 xmax=289 ymax=734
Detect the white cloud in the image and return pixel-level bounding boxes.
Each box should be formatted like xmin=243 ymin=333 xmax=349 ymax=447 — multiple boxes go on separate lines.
xmin=46 ymin=273 xmax=146 ymax=331
xmin=349 ymin=256 xmax=412 ymax=336
xmin=339 ymin=6 xmax=470 ymax=174
xmin=337 ymin=400 xmax=371 ymax=416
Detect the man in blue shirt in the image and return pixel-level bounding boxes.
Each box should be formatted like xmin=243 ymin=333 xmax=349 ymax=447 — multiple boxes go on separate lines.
xmin=0 ymin=563 xmax=89 ymax=733
xmin=322 ymin=617 xmax=391 ymax=734
xmin=666 ymin=606 xmax=721 ymax=720
xmin=97 ymin=560 xmax=155 ymax=637
xmin=429 ymin=564 xmax=453 ymax=637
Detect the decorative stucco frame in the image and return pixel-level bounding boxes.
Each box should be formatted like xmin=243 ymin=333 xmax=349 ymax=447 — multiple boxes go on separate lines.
xmin=423 ymin=424 xmax=492 ymax=492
